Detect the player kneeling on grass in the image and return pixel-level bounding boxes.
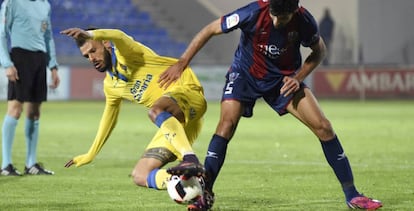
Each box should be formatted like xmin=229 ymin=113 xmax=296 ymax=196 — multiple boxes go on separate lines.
xmin=61 ymin=28 xmax=206 ymax=190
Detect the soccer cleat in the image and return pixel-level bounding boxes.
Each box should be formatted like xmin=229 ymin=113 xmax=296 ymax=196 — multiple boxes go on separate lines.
xmin=187 ymin=197 xmax=207 ymax=211
xmin=187 ymin=188 xmax=215 ymax=211
xmin=167 ymin=161 xmax=205 ymax=178
xmin=347 ymin=195 xmax=382 ymax=210
xmin=1 ymin=164 xmax=22 ymax=176
xmin=24 ymin=163 xmax=54 ymax=175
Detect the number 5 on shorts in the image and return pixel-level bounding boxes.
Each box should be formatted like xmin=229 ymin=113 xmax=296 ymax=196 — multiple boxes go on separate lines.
xmin=224 ymin=81 xmax=234 ymax=95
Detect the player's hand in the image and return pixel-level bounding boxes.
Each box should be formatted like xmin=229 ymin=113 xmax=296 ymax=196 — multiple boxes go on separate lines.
xmin=49 ymin=68 xmax=60 ymax=89
xmin=60 ymin=28 xmax=92 ymax=40
xmin=5 ymin=66 xmax=19 ymax=82
xmin=64 ymin=159 xmax=75 ymax=168
xmin=280 ymin=76 xmax=300 ymax=97
xmin=65 ymin=154 xmax=93 ymax=168
xmin=158 ymin=61 xmax=186 ymax=89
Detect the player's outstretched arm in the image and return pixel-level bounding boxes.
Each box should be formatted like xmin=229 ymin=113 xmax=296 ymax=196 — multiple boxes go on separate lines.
xmin=158 ymin=18 xmax=223 ymax=89
xmin=64 ymin=153 xmax=94 ymax=168
xmin=64 ymin=159 xmax=75 ymax=168
xmin=60 ymin=28 xmax=93 ymax=41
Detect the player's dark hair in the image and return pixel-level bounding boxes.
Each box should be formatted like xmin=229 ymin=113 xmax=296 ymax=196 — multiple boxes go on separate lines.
xmin=75 ymin=38 xmax=86 ymax=47
xmin=75 ymin=27 xmax=99 ymax=47
xmin=269 ymin=0 xmax=299 ymax=16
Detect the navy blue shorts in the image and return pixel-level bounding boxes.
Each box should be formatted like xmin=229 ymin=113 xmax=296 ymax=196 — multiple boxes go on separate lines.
xmin=8 ymin=48 xmax=48 ymax=103
xmin=221 ymin=68 xmax=305 ymax=117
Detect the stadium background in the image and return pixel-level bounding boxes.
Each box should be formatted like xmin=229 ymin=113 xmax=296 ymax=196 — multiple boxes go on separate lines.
xmin=0 ymin=0 xmax=413 ymax=101
xmin=0 ymin=1 xmax=412 ymax=210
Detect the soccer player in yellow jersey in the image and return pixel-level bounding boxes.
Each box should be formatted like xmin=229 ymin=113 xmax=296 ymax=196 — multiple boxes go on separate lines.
xmin=61 ymin=28 xmax=206 ymax=190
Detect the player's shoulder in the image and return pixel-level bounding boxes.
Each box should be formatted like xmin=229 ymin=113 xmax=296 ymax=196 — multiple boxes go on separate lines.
xmin=296 ymin=6 xmax=315 ymax=18
xmin=1 ymin=0 xmax=16 ymax=10
xmin=294 ymin=6 xmax=317 ymax=24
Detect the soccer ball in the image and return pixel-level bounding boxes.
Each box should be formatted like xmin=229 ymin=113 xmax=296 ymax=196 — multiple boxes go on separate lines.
xmin=167 ymin=175 xmax=203 ymax=204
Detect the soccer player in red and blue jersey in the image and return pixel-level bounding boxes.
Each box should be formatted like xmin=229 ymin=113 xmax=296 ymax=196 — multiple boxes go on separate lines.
xmin=159 ymin=0 xmax=382 ymax=210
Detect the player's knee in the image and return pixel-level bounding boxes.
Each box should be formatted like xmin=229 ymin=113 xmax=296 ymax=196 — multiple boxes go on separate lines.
xmin=26 ymin=103 xmax=41 ymax=119
xmin=7 ymin=103 xmax=23 ymax=118
xmin=315 ymin=118 xmax=335 ymax=139
xmin=131 ymin=171 xmax=147 ymax=187
xmin=7 ymin=110 xmax=22 ymax=119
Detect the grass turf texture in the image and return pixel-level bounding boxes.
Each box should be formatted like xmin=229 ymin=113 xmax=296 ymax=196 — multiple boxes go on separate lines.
xmin=0 ymin=100 xmax=413 ymax=210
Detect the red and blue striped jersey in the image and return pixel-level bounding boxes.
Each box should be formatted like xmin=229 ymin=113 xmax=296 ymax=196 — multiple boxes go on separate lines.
xmin=220 ymin=0 xmax=320 ymax=81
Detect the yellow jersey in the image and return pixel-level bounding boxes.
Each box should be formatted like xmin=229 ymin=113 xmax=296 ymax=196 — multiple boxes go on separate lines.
xmin=91 ymin=29 xmax=203 ymax=107
xmin=72 ymin=29 xmax=206 ymax=166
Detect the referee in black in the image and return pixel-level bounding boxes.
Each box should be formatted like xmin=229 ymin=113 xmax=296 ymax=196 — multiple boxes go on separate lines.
xmin=0 ymin=0 xmax=60 ymax=176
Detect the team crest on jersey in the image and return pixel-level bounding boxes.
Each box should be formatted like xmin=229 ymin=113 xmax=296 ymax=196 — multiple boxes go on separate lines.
xmin=226 ymin=14 xmax=239 ymax=29
xmin=41 ymin=21 xmax=48 ymax=32
xmin=287 ymin=31 xmax=299 ymax=43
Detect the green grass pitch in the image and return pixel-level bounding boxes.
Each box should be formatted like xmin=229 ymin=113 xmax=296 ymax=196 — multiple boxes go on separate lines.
xmin=0 ymin=100 xmax=413 ymax=210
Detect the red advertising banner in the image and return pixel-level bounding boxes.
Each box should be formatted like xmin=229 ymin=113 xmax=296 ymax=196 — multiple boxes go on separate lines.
xmin=68 ymin=67 xmax=414 ymax=100
xmin=313 ymin=68 xmax=414 ymax=99
xmin=70 ymin=67 xmax=106 ymax=100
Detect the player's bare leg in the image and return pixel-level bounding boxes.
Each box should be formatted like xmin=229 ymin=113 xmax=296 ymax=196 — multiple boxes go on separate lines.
xmin=287 ymin=87 xmax=382 ymax=210
xmin=131 ymin=157 xmax=168 ymax=189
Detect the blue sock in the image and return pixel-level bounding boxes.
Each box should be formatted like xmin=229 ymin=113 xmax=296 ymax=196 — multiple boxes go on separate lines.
xmin=154 ymin=111 xmax=172 ymax=128
xmin=147 ymin=169 xmax=159 ymax=190
xmin=2 ymin=115 xmax=18 ymax=169
xmin=204 ymin=134 xmax=228 ymax=191
xmin=320 ymin=136 xmax=359 ymax=201
xmin=25 ymin=118 xmax=39 ymax=167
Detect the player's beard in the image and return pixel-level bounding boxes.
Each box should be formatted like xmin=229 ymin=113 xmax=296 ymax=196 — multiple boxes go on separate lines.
xmin=97 ymin=49 xmax=112 ymax=72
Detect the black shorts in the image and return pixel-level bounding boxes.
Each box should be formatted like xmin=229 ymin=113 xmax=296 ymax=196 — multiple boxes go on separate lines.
xmin=8 ymin=48 xmax=48 ymax=103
